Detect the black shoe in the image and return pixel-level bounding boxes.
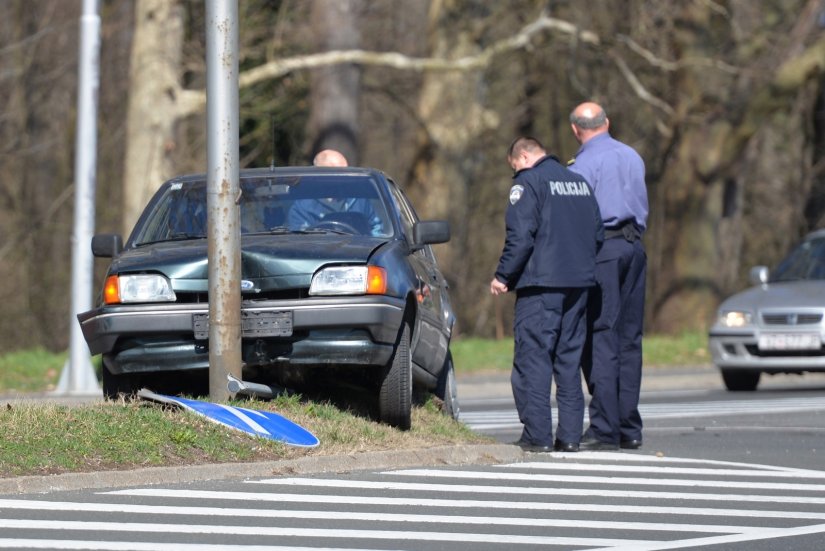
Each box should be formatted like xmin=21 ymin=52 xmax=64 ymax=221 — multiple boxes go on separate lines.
xmin=512 ymin=440 xmax=553 ymax=453
xmin=553 ymin=440 xmax=579 ymax=452
xmin=620 ymin=439 xmax=643 ymax=450
xmin=579 ymin=435 xmax=619 ymax=451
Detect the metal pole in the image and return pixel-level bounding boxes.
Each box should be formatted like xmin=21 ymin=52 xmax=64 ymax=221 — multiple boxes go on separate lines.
xmin=55 ymin=0 xmax=102 ymax=396
xmin=205 ymin=0 xmax=242 ymax=401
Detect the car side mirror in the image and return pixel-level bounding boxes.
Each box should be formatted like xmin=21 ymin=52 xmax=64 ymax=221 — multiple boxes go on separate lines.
xmin=749 ymin=265 xmax=768 ymax=285
xmin=413 ymin=220 xmax=450 ymax=248
xmin=91 ymin=233 xmax=124 ymax=258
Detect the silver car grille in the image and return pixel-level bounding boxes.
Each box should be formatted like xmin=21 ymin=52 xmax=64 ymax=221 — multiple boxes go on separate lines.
xmin=761 ymin=312 xmax=823 ymax=325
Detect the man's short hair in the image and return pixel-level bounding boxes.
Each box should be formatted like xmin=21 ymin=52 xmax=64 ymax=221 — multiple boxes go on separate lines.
xmin=508 ymin=136 xmax=545 ymax=159
xmin=570 ymin=107 xmax=607 ymax=130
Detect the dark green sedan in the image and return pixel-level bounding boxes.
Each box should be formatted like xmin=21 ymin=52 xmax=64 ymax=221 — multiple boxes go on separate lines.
xmin=78 ymin=167 xmax=456 ymax=429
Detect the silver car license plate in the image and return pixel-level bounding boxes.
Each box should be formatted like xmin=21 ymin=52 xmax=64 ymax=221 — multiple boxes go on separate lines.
xmin=193 ymin=311 xmax=293 ymax=340
xmin=757 ymin=332 xmax=821 ymax=351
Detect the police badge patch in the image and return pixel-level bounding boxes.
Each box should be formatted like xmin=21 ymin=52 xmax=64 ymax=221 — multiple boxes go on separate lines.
xmin=509 ymin=184 xmax=524 ymax=205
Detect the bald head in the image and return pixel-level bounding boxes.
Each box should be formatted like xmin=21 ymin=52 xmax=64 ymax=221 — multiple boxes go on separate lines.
xmin=313 ymin=149 xmax=348 ymax=167
xmin=570 ymin=102 xmax=609 ymax=144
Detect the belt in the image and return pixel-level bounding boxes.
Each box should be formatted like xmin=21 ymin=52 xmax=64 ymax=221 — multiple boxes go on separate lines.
xmin=604 ymin=221 xmax=642 ymax=242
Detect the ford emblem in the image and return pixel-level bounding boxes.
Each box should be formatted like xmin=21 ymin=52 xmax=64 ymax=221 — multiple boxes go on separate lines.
xmin=240 ymin=280 xmax=255 ymax=291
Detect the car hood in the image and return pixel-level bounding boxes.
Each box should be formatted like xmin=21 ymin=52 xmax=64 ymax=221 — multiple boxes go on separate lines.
xmin=719 ymin=280 xmax=825 ymax=312
xmin=111 ymin=234 xmax=387 ymax=292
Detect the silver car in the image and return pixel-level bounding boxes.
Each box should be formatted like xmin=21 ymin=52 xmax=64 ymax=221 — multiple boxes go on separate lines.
xmin=708 ymin=229 xmax=825 ymax=391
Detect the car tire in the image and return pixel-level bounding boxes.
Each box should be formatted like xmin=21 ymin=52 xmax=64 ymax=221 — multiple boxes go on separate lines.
xmin=379 ymin=321 xmax=412 ymax=430
xmin=435 ymin=350 xmax=459 ymax=420
xmin=101 ymin=362 xmax=141 ymax=400
xmin=721 ymin=368 xmax=760 ymax=391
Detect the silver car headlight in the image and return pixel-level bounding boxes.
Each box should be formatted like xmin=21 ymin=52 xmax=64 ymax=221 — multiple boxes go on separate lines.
xmin=718 ymin=310 xmax=752 ymax=328
xmin=104 ymin=274 xmax=176 ymax=304
xmin=309 ymin=266 xmax=387 ymax=296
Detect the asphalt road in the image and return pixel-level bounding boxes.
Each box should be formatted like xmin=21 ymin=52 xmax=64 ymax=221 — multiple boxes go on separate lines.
xmin=458 ymin=364 xmax=825 ymax=470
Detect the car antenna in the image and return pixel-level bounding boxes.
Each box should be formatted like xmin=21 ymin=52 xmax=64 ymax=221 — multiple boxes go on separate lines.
xmin=269 ymin=114 xmax=276 ymax=171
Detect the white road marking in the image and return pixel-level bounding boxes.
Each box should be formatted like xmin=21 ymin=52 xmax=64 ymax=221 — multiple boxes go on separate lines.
xmin=593 ymin=523 xmax=825 ymax=551
xmin=0 ymin=519 xmax=656 ymax=548
xmin=388 ymin=467 xmax=825 ymax=492
xmin=109 ymin=487 xmax=825 ymax=516
xmin=0 ymin=499 xmax=745 ymax=534
xmin=0 ymin=541 xmax=374 ymax=551
xmin=253 ymin=475 xmax=825 ymax=505
xmin=495 ymin=461 xmax=825 ymax=479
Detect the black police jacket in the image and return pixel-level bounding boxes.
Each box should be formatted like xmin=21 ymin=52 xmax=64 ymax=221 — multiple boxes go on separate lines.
xmin=494 ymin=155 xmax=604 ymax=290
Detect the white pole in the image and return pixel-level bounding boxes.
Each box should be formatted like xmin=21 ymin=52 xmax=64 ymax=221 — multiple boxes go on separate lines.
xmin=55 ymin=0 xmax=102 ymax=395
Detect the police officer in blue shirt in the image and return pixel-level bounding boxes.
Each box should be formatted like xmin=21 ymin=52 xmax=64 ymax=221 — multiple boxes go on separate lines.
xmin=491 ymin=137 xmax=604 ymax=453
xmin=567 ymin=102 xmax=648 ymax=451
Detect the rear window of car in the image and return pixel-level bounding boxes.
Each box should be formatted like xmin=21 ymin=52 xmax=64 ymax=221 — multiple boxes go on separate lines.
xmin=771 ymin=237 xmax=825 ymax=282
xmin=131 ymin=174 xmax=393 ymax=245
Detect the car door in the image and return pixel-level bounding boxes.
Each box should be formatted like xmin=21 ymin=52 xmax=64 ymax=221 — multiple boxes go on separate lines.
xmin=387 ymin=182 xmax=451 ymax=375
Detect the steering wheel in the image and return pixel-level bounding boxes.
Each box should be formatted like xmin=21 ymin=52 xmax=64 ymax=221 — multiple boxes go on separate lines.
xmin=310 ymin=219 xmax=360 ymax=234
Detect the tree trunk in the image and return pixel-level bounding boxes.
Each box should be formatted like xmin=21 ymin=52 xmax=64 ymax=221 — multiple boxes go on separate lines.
xmin=306 ymin=0 xmax=363 ymax=164
xmin=121 ymin=0 xmax=183 ymax=235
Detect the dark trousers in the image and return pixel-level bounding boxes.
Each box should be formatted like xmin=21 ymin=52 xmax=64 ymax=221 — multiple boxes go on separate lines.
xmin=511 ymin=287 xmax=588 ymax=446
xmin=582 ymin=238 xmax=647 ymax=444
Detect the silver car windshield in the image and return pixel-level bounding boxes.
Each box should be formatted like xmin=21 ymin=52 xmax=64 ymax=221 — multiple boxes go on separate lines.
xmin=132 ymin=175 xmax=393 ymax=245
xmin=771 ymin=237 xmax=825 ymax=282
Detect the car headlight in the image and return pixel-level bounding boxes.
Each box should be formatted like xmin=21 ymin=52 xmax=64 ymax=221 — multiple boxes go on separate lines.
xmin=718 ymin=310 xmax=752 ymax=327
xmin=104 ymin=274 xmax=176 ymax=304
xmin=309 ymin=266 xmax=387 ymax=296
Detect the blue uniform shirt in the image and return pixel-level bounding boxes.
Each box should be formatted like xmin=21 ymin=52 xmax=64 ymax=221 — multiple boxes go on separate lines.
xmin=568 ymin=132 xmax=648 ymax=230
xmin=495 ymin=155 xmax=604 ymax=290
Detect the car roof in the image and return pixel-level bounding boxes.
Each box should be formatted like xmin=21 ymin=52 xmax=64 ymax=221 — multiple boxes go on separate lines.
xmin=165 ymin=166 xmax=388 ymax=185
xmin=804 ymin=228 xmax=825 ymax=241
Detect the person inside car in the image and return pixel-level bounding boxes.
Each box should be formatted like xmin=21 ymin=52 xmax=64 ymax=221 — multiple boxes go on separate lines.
xmin=287 ymin=149 xmax=382 ymax=235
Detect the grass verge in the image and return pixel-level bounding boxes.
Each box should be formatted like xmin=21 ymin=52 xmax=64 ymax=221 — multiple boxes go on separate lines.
xmin=0 ymin=393 xmax=486 ymax=478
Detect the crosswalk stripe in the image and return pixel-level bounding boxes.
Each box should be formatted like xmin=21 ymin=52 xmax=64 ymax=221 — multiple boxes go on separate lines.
xmin=0 ymin=519 xmax=657 ymax=548
xmin=109 ymin=487 xmax=825 ymax=515
xmin=389 ymin=467 xmax=825 ymax=492
xmin=0 ymin=500 xmax=746 ymax=534
xmin=495 ymin=461 xmax=825 ymax=479
xmin=599 ymin=523 xmax=825 ymax=551
xmin=0 ymin=541 xmax=371 ymax=551
xmin=256 ymin=475 xmax=825 ymax=506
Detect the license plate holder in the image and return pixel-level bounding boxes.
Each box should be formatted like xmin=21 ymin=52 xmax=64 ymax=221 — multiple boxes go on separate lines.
xmin=757 ymin=332 xmax=821 ymax=351
xmin=193 ymin=311 xmax=293 ymax=340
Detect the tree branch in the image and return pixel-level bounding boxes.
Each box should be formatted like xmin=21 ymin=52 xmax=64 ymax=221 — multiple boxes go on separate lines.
xmin=617 ymin=34 xmax=740 ymax=75
xmin=175 ymin=13 xmax=601 ymax=118
xmin=609 ymin=50 xmax=675 ymax=119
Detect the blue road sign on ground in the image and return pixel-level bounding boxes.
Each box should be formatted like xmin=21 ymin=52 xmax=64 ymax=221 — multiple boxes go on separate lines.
xmin=138 ymin=389 xmax=319 ymax=447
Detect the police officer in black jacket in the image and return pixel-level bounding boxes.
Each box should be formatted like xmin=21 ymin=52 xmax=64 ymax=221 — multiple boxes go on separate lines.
xmin=491 ymin=137 xmax=604 ymax=453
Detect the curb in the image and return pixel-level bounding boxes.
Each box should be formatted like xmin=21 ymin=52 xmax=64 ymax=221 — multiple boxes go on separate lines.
xmin=0 ymin=444 xmax=524 ymax=496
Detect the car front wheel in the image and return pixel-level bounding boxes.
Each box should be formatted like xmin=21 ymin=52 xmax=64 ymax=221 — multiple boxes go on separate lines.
xmin=101 ymin=361 xmax=142 ymax=400
xmin=721 ymin=368 xmax=760 ymax=391
xmin=379 ymin=321 xmax=412 ymax=430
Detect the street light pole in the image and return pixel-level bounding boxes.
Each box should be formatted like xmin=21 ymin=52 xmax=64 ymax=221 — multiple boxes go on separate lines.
xmin=205 ymin=0 xmax=242 ymax=400
xmin=55 ymin=0 xmax=102 ymax=396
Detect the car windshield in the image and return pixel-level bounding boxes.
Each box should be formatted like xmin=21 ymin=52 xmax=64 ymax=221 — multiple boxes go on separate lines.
xmin=771 ymin=237 xmax=825 ymax=282
xmin=131 ymin=175 xmax=394 ymax=245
